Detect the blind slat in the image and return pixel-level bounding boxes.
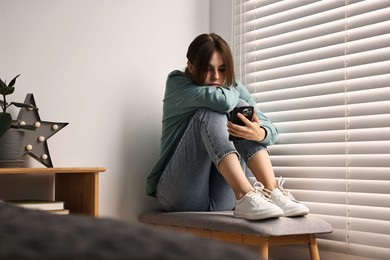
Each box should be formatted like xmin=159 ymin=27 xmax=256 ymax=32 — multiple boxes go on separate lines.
xmin=272 ymin=167 xmax=390 ymax=180
xmin=234 ymin=0 xmax=390 ymax=258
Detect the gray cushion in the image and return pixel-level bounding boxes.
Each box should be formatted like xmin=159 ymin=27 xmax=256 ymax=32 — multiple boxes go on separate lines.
xmin=139 ymin=210 xmax=333 ymax=237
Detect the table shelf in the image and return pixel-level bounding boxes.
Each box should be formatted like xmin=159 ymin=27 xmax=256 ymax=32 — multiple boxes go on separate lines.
xmin=0 ymin=167 xmax=106 ymax=217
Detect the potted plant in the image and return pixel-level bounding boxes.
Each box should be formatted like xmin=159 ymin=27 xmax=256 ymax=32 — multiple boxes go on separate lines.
xmin=0 ymin=74 xmax=37 ymax=162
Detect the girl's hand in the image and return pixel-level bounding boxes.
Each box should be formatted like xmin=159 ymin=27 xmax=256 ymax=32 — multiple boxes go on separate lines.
xmin=227 ymin=113 xmax=266 ymax=142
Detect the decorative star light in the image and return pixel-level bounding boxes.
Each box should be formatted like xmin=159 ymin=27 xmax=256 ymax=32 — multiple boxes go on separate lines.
xmin=16 ymin=94 xmax=68 ymax=167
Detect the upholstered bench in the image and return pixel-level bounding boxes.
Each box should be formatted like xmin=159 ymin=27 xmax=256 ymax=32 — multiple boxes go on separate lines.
xmin=139 ymin=210 xmax=332 ymax=260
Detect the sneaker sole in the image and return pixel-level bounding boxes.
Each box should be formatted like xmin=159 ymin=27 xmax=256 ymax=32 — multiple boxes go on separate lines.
xmin=283 ymin=208 xmax=310 ymax=217
xmin=234 ymin=208 xmax=284 ymax=220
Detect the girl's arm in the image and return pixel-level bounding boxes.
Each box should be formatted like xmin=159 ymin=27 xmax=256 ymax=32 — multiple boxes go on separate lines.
xmin=165 ymin=70 xmax=240 ymax=114
xmin=234 ymin=81 xmax=279 ymax=146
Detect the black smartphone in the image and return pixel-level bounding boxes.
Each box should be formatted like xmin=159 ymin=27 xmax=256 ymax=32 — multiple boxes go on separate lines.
xmin=229 ymin=106 xmax=254 ymax=140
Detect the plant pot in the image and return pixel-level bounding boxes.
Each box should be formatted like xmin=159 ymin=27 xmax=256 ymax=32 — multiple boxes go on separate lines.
xmin=0 ymin=129 xmax=25 ymax=162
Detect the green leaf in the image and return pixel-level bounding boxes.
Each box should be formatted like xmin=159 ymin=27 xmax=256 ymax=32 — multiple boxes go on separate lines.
xmin=0 ymin=113 xmax=12 ymax=138
xmin=11 ymin=124 xmax=36 ymax=131
xmin=10 ymin=102 xmax=38 ymax=110
xmin=0 ymin=85 xmax=7 ymax=94
xmin=0 ymin=86 xmax=15 ymax=95
xmin=8 ymin=74 xmax=20 ymax=88
xmin=0 ymin=78 xmax=7 ymax=89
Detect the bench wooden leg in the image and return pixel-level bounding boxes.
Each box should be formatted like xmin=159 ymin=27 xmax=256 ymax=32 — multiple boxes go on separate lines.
xmin=308 ymin=235 xmax=320 ymax=260
xmin=259 ymin=238 xmax=269 ymax=260
xmin=152 ymin=224 xmax=322 ymax=260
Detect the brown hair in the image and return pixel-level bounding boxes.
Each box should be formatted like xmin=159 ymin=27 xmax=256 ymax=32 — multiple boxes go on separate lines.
xmin=185 ymin=33 xmax=235 ymax=86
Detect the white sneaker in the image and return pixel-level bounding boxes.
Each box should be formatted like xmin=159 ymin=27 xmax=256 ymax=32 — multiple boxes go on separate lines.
xmin=269 ymin=177 xmax=310 ymax=217
xmin=234 ymin=182 xmax=284 ymax=220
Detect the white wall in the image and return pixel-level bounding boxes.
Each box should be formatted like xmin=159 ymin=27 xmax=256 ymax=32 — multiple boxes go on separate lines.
xmin=0 ymin=0 xmax=209 ymax=222
xmin=210 ymin=0 xmax=233 ymax=46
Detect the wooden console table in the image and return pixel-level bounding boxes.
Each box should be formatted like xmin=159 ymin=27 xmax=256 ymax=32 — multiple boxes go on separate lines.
xmin=0 ymin=167 xmax=106 ymax=217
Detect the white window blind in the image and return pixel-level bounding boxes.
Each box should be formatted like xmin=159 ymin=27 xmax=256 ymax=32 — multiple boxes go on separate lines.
xmin=233 ymin=0 xmax=390 ymax=259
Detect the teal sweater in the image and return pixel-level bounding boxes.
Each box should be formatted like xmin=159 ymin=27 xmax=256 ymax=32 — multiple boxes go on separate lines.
xmin=146 ymin=70 xmax=278 ymax=196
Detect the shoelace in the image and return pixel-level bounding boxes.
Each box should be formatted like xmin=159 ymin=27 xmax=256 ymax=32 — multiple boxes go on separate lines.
xmin=276 ymin=177 xmax=298 ymax=202
xmin=244 ymin=182 xmax=270 ymax=206
xmin=253 ymin=181 xmax=271 ymax=200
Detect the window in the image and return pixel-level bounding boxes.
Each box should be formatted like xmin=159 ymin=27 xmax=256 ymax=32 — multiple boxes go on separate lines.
xmin=233 ymin=0 xmax=390 ymax=258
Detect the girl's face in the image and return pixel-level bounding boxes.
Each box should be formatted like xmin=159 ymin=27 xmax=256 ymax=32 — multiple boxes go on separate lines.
xmin=203 ymin=51 xmax=226 ymax=87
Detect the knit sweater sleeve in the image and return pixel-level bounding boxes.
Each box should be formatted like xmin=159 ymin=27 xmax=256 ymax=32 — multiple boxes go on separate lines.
xmin=164 ymin=70 xmax=240 ymax=115
xmin=234 ymin=81 xmax=279 ymax=146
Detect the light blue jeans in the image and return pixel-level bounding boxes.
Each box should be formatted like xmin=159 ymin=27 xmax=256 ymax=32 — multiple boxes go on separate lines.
xmin=156 ymin=100 xmax=266 ymax=211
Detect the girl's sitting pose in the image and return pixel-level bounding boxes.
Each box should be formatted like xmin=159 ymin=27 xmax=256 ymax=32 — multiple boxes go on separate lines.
xmin=147 ymin=33 xmax=309 ymax=220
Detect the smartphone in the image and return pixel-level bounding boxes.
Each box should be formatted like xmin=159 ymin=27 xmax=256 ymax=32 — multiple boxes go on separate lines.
xmin=229 ymin=106 xmax=254 ymax=140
